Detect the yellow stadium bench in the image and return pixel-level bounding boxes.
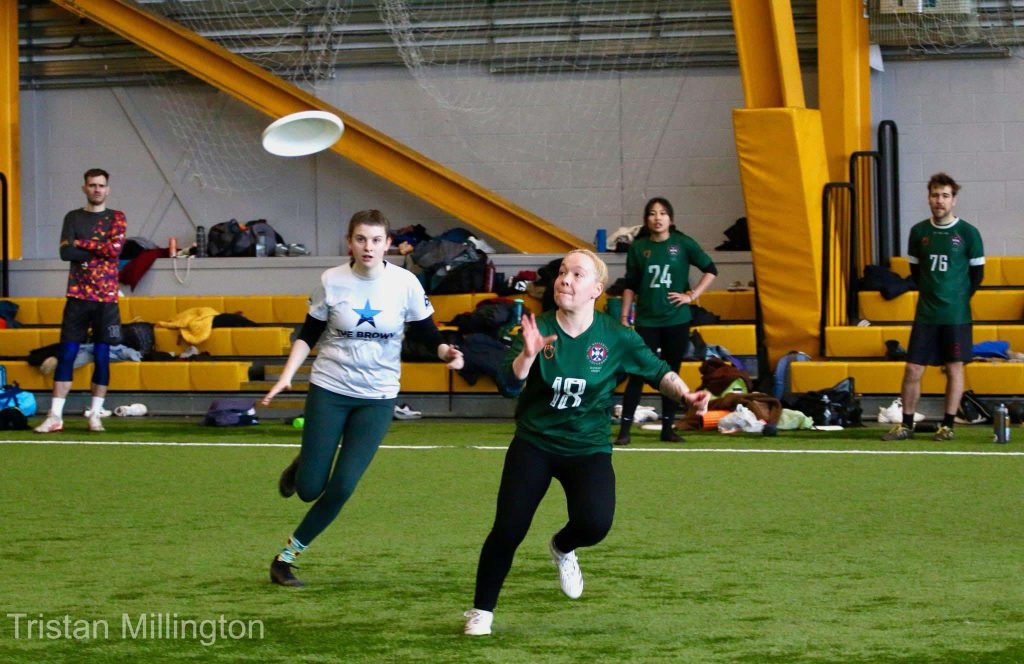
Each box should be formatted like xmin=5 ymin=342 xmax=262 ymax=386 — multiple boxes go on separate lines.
xmin=1001 ymin=258 xmax=1024 ymax=286
xmin=695 ymin=291 xmax=755 ymax=321
xmin=972 ymin=291 xmax=1024 ymax=321
xmin=273 ymin=296 xmax=309 ymax=323
xmin=140 ymin=362 xmax=191 ymax=391
xmin=190 ymin=361 xmax=252 ymax=391
xmin=223 ymin=296 xmax=275 ymax=323
xmin=5 ymin=298 xmax=41 ymax=324
xmin=399 ymin=363 xmax=450 ymax=392
xmin=791 ymin=360 xmax=1024 ymax=394
xmin=122 ymin=296 xmax=179 ymax=324
xmin=430 ymin=294 xmax=475 ymax=324
xmin=0 ymin=329 xmax=43 ymax=356
xmin=2 ymin=361 xmax=47 ymax=390
xmin=694 ymin=324 xmax=757 ymax=355
xmin=231 ymin=328 xmax=293 ymax=355
xmin=36 ymin=298 xmax=67 ymax=325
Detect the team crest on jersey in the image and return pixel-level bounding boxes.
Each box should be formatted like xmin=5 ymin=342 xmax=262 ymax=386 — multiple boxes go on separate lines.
xmin=951 ymin=234 xmax=962 ymax=248
xmin=643 ymin=249 xmax=651 ymax=258
xmin=543 ymin=344 xmax=555 ymax=360
xmin=587 ymin=343 xmax=608 ymax=364
xmin=668 ymin=244 xmax=680 ymax=256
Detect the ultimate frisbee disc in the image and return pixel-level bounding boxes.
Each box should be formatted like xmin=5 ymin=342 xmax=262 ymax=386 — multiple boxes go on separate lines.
xmin=262 ymin=110 xmax=344 ymax=157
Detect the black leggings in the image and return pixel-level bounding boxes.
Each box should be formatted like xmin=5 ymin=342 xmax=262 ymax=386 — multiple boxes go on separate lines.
xmin=473 ymin=437 xmax=615 ymax=611
xmin=621 ymin=323 xmax=689 ymax=426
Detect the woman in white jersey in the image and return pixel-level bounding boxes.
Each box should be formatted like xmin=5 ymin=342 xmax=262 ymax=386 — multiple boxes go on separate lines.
xmin=262 ymin=209 xmax=463 ymax=587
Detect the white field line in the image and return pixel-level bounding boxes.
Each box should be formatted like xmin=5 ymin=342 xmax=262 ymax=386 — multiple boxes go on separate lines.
xmin=1 ymin=439 xmax=1022 ymax=456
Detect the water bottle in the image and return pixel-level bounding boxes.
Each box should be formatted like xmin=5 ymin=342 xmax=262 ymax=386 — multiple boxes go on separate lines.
xmin=195 ymin=225 xmax=207 ymax=257
xmin=255 ymin=232 xmax=268 ymax=257
xmin=820 ymin=394 xmax=832 ymax=426
xmin=512 ymin=298 xmax=524 ymax=323
xmin=994 ymin=403 xmax=1010 ymax=444
xmin=595 ymin=228 xmax=607 ymax=252
xmin=484 ymin=261 xmax=496 ymax=292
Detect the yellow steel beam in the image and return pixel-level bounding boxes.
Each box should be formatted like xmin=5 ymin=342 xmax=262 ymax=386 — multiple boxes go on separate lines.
xmin=50 ymin=0 xmax=583 ymax=253
xmin=817 ymin=0 xmax=871 ymax=181
xmin=1 ymin=0 xmax=20 ymax=260
xmin=730 ymin=0 xmax=805 ymax=109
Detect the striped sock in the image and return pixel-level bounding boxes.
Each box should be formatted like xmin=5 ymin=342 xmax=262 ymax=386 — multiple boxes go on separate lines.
xmin=276 ymin=535 xmax=307 ymax=564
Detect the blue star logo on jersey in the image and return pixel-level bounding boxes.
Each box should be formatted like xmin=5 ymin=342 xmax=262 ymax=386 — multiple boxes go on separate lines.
xmin=353 ymin=299 xmax=382 ymax=328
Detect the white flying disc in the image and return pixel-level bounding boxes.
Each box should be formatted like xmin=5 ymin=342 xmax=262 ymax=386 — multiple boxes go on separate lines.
xmin=262 ymin=110 xmax=344 ymax=157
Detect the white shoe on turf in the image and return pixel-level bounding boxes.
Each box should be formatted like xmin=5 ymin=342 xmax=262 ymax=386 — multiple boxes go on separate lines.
xmin=463 ymin=609 xmax=493 ymax=636
xmin=83 ymin=407 xmax=111 ymax=418
xmin=549 ymin=537 xmax=584 ymax=599
xmin=87 ymin=412 xmax=105 ymax=432
xmin=34 ymin=414 xmax=64 ymax=434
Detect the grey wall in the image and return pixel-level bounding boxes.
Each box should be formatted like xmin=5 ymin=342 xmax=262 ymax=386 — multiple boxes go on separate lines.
xmin=18 ymin=66 xmax=760 ymax=259
xmin=872 ymin=53 xmax=1024 ymax=255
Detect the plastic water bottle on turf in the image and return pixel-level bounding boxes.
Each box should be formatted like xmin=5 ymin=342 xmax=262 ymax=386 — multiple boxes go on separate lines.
xmin=820 ymin=394 xmax=832 ymax=427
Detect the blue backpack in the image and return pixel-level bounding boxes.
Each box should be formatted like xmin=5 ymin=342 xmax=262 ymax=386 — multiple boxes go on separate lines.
xmin=0 ymin=366 xmax=38 ymax=417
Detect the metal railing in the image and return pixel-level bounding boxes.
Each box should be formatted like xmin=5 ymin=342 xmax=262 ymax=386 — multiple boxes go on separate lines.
xmin=820 ymin=181 xmax=857 ymax=355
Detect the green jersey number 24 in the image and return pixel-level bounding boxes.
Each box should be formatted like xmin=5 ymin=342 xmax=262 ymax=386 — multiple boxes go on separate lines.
xmin=550 ymin=377 xmax=587 ymax=409
xmin=647 ymin=264 xmax=673 ymax=289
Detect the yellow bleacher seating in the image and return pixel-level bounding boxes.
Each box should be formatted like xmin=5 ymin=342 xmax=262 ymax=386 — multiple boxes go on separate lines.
xmin=824 ymin=324 xmax=1024 ymax=357
xmin=1 ymin=360 xmax=251 ymax=392
xmin=694 ymin=291 xmax=755 ymax=321
xmin=859 ymin=290 xmax=1024 ymax=322
xmin=791 ymin=360 xmax=1024 ymax=395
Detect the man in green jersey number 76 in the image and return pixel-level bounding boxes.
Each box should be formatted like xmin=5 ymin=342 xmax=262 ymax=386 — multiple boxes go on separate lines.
xmin=882 ymin=173 xmax=985 ymax=442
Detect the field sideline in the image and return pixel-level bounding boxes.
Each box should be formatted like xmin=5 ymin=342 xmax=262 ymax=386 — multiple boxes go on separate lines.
xmin=2 ymin=418 xmax=1022 ymax=663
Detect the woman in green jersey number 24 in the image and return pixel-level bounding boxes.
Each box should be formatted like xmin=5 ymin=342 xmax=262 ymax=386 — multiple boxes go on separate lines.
xmin=463 ymin=249 xmax=710 ymax=636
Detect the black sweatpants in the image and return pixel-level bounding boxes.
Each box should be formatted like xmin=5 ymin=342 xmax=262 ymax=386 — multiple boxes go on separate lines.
xmin=473 ymin=436 xmax=615 ymax=612
xmin=621 ymin=323 xmax=690 ymax=426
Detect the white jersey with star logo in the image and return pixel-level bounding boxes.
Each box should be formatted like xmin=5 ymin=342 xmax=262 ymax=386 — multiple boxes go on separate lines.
xmin=307 ymin=261 xmax=433 ymax=399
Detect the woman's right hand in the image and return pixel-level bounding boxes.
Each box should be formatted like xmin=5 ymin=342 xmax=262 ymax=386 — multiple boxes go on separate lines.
xmin=261 ymin=379 xmax=292 ymax=406
xmin=520 ymin=312 xmax=557 ymax=360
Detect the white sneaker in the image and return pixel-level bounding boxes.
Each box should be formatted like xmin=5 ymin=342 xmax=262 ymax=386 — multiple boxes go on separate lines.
xmin=393 ymin=404 xmax=422 ymax=420
xmin=876 ymin=398 xmax=925 ymax=424
xmin=83 ymin=407 xmax=111 ymax=418
xmin=114 ymin=403 xmax=148 ymax=417
xmin=87 ymin=412 xmax=105 ymax=432
xmin=34 ymin=414 xmax=64 ymax=433
xmin=463 ymin=609 xmax=493 ymax=636
xmin=548 ymin=537 xmax=584 ymax=599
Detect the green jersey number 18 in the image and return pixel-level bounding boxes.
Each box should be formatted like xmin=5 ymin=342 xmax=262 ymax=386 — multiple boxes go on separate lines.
xmin=549 ymin=377 xmax=587 ymax=409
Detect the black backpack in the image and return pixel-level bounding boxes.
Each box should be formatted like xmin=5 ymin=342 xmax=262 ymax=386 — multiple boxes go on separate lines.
xmin=790 ymin=378 xmax=863 ymax=427
xmin=204 ymin=398 xmax=259 ymax=426
xmin=207 ymin=220 xmax=254 ymax=257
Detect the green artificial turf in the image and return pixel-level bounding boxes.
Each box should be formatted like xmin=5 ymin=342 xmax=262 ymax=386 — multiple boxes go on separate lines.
xmin=1 ymin=418 xmax=1022 ymax=663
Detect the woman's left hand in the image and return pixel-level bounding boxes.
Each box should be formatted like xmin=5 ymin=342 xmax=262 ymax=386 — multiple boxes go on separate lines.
xmin=667 ymin=291 xmax=693 ymax=306
xmin=439 ymin=344 xmax=465 ymax=370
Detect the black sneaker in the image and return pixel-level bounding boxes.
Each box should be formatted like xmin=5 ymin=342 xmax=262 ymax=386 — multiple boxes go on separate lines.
xmin=278 ymin=456 xmax=299 ymax=498
xmin=270 ymin=558 xmax=304 ymax=587
xmin=660 ymin=428 xmax=682 ymax=443
xmin=613 ymin=433 xmax=631 ymax=446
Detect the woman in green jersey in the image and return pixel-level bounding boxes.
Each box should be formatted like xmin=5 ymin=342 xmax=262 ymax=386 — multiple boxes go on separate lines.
xmin=463 ymin=249 xmax=709 ymax=636
xmin=616 ymin=197 xmax=717 ymax=444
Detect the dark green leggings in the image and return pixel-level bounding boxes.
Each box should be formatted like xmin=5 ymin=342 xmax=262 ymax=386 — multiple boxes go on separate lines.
xmin=292 ymin=385 xmax=395 ymax=545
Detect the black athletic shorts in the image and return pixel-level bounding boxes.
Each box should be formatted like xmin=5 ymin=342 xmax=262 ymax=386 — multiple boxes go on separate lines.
xmin=906 ymin=322 xmax=972 ymax=366
xmin=60 ymin=297 xmax=122 ymax=344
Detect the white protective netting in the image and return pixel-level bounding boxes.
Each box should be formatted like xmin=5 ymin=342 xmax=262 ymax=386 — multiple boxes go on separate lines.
xmin=868 ymin=0 xmax=1024 ymax=55
xmin=136 ymin=0 xmax=724 ymax=198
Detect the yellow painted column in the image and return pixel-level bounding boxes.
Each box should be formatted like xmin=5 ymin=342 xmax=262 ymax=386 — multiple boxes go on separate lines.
xmin=731 ymin=0 xmax=805 ymax=109
xmin=0 ymin=0 xmax=20 ymax=260
xmin=817 ymin=0 xmax=871 ymax=181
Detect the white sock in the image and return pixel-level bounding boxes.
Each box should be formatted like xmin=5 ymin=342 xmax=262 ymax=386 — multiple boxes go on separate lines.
xmin=50 ymin=397 xmax=66 ymax=418
xmin=90 ymin=396 xmax=105 ymax=414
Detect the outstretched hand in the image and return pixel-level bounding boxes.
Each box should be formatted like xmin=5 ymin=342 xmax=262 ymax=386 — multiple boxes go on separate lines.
xmin=520 ymin=313 xmax=557 ymax=360
xmin=261 ymin=379 xmax=291 ymax=406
